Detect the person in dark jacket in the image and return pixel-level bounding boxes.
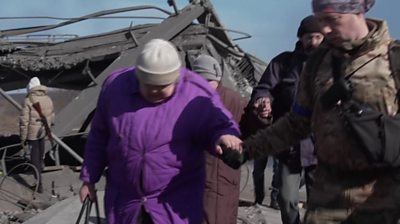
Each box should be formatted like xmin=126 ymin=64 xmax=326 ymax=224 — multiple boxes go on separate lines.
xmin=245 ymin=15 xmax=324 ymax=224
xmin=192 ymin=54 xmax=247 ymax=224
xmin=240 ymin=105 xmax=279 ymax=209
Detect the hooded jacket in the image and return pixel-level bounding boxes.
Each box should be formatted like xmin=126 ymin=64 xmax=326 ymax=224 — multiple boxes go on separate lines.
xmin=19 ymin=85 xmax=55 ymax=141
xmin=244 ymin=42 xmax=316 ymax=167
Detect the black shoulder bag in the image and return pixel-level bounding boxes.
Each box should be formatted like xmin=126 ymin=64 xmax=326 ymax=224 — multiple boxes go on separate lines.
xmin=321 ymin=40 xmax=400 ymax=167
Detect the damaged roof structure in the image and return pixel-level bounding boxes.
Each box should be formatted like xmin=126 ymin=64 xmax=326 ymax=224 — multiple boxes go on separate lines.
xmin=0 ymin=0 xmax=266 ymax=157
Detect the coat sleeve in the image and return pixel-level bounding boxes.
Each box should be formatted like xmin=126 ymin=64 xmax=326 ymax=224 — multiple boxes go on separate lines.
xmin=195 ymin=89 xmax=241 ymax=153
xmin=19 ymin=98 xmax=30 ymax=141
xmin=240 ymin=53 xmax=291 ymax=139
xmin=80 ymin=84 xmax=109 ymax=184
xmin=244 ymin=57 xmax=315 ymax=159
xmin=250 ymin=52 xmax=290 ymax=104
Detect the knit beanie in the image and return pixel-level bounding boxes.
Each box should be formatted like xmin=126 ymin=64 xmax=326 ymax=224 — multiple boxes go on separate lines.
xmin=192 ymin=55 xmax=222 ymax=82
xmin=312 ymin=0 xmax=375 ymax=14
xmin=27 ymin=77 xmax=41 ymax=92
xmin=297 ymin=15 xmax=322 ymax=38
xmin=135 ymin=39 xmax=182 ymax=85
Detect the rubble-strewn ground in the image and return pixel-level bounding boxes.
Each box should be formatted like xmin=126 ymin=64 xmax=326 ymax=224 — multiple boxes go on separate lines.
xmin=0 ymin=159 xmax=305 ymax=224
xmin=237 ymin=160 xmax=306 ymax=224
xmin=0 ymin=166 xmax=105 ymax=224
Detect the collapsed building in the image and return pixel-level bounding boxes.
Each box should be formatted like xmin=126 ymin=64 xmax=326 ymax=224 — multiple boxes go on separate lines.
xmin=0 ymin=0 xmax=266 ymax=166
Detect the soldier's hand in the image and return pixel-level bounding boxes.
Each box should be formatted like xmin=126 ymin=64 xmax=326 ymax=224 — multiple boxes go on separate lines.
xmin=220 ymin=145 xmax=249 ymax=169
xmin=253 ymin=97 xmax=272 ymax=119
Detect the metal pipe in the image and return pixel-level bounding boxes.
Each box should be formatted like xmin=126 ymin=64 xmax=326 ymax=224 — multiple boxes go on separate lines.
xmin=51 ymin=133 xmax=83 ymax=163
xmin=167 ymin=0 xmax=179 ymax=15
xmin=0 ymin=16 xmax=167 ymax=21
xmin=206 ymin=34 xmax=245 ymax=57
xmin=0 ymin=5 xmax=173 ymax=37
xmin=207 ymin=26 xmax=252 ymax=41
xmin=0 ymin=88 xmax=23 ymax=111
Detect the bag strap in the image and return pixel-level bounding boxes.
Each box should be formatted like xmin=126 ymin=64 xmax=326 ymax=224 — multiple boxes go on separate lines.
xmin=75 ymin=197 xmax=89 ymax=224
xmin=388 ymin=40 xmax=400 ymax=105
xmin=75 ymin=196 xmax=101 ymax=224
xmin=28 ymin=95 xmax=44 ymax=122
xmin=28 ymin=95 xmax=43 ymax=118
xmin=305 ymin=46 xmax=330 ymax=77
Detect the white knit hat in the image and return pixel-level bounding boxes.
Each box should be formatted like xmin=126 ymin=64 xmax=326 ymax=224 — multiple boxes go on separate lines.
xmin=27 ymin=77 xmax=41 ymax=92
xmin=192 ymin=54 xmax=222 ymax=82
xmin=135 ymin=39 xmax=182 ymax=85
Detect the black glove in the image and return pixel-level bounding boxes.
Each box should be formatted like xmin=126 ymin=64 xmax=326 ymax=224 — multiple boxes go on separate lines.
xmin=220 ymin=145 xmax=249 ymax=169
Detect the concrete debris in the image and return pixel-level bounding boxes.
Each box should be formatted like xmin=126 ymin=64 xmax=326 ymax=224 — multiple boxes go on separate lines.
xmin=237 ymin=204 xmax=271 ymax=224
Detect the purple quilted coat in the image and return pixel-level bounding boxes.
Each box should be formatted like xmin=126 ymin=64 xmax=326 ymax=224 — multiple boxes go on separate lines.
xmin=80 ymin=67 xmax=239 ymax=224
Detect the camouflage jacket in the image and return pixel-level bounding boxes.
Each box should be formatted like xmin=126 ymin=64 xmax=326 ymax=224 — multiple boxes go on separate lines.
xmin=244 ymin=19 xmax=400 ymax=214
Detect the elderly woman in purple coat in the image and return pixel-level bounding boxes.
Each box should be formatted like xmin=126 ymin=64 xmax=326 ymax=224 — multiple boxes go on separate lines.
xmin=79 ymin=38 xmax=242 ymax=224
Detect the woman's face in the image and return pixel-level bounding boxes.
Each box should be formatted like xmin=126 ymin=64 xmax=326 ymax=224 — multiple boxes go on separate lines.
xmin=139 ymin=82 xmax=176 ymax=103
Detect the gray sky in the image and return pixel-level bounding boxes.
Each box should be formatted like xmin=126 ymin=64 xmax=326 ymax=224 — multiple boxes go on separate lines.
xmin=0 ymin=0 xmax=398 ymax=62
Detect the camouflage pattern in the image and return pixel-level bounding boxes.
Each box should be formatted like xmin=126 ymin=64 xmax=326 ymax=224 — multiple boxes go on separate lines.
xmin=312 ymin=0 xmax=375 ymax=14
xmin=244 ymin=19 xmax=400 ymax=223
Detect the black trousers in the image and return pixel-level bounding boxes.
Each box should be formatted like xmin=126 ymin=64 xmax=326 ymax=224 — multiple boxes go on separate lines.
xmin=28 ymin=138 xmax=45 ymax=185
xmin=252 ymin=156 xmax=279 ymax=204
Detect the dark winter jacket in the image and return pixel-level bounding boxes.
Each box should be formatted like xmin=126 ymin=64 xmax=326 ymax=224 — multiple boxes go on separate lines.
xmin=243 ymin=42 xmax=316 ymax=168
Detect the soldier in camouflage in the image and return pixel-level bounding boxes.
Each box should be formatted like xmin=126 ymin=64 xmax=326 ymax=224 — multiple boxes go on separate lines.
xmin=239 ymin=0 xmax=400 ymax=223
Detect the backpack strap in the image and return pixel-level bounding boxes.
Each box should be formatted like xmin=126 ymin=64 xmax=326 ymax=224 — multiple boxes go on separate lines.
xmin=388 ymin=40 xmax=400 ymax=109
xmin=304 ymin=46 xmax=330 ymax=77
